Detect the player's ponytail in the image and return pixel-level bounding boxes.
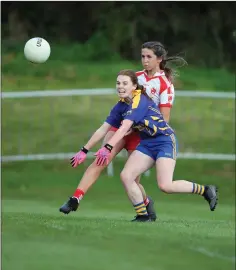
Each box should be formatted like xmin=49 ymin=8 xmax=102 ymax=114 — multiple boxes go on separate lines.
xmin=142 ymin=41 xmax=187 ymax=82
xmin=136 ymin=83 xmax=144 ymax=92
xmin=160 ymin=56 xmax=187 ymax=82
xmin=136 ymin=83 xmax=152 ymax=100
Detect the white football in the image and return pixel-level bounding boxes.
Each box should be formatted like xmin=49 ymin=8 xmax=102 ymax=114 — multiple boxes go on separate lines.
xmin=24 ymin=37 xmax=51 ymax=64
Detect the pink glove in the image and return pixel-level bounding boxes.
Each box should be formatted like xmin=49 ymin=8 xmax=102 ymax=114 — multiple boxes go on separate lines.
xmin=94 ymin=145 xmax=112 ymax=166
xmin=70 ymin=147 xmax=88 ymax=168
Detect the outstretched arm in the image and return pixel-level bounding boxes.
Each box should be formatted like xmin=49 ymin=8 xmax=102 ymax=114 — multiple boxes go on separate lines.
xmin=106 ymin=120 xmax=133 ymax=147
xmin=70 ymin=122 xmax=111 ymax=168
xmin=84 ymin=122 xmax=112 ymax=150
xmin=71 ymin=101 xmax=123 ymax=168
xmin=94 ymin=120 xmax=133 ymax=166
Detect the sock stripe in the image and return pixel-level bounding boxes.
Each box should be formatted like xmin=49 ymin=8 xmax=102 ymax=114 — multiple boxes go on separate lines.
xmin=199 ymin=185 xmax=202 ymax=195
xmin=192 ymin=183 xmax=195 ymax=193
xmin=192 ymin=183 xmax=205 ymax=195
xmin=136 ymin=207 xmax=147 ymax=212
xmin=196 ymin=184 xmax=199 ymax=194
xmin=137 ymin=210 xmax=149 ymax=215
xmin=135 ymin=204 xmax=146 ymax=211
xmin=134 ymin=202 xmax=144 ymax=207
xmin=133 ymin=201 xmax=148 ymax=216
xmin=200 ymin=186 xmax=205 ymax=195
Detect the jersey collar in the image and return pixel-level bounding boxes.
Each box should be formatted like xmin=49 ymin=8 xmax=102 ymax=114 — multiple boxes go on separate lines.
xmin=120 ymin=90 xmax=141 ymax=104
xmin=143 ymin=69 xmax=165 ymax=78
xmin=143 ymin=69 xmax=165 ymax=79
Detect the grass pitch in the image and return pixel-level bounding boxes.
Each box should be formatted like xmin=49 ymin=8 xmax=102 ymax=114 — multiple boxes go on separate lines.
xmin=2 ymin=48 xmax=235 ymax=270
xmin=2 ymin=159 xmax=235 ymax=270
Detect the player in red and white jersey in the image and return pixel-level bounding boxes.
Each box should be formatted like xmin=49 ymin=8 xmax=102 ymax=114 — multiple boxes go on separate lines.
xmin=136 ymin=41 xmax=176 ymax=122
xmin=136 ymin=70 xmax=174 ymax=114
xmin=60 ymin=41 xmax=186 ymax=221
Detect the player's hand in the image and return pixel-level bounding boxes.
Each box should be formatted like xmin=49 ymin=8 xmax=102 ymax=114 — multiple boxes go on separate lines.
xmin=94 ymin=144 xmax=113 ymax=166
xmin=70 ymin=147 xmax=88 ymax=167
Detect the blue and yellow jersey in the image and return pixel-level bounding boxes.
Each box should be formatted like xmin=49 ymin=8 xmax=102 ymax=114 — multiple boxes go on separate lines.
xmin=105 ymin=90 xmax=174 ymax=139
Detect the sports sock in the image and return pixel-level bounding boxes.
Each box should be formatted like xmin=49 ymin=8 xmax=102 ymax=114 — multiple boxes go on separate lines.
xmin=73 ymin=188 xmax=85 ymax=200
xmin=192 ymin=183 xmax=205 ymax=195
xmin=144 ymin=197 xmax=150 ymax=206
xmin=133 ymin=202 xmax=148 ymax=216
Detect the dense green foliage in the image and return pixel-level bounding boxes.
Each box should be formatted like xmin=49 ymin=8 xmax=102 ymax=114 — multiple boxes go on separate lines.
xmin=2 ymin=2 xmax=236 ymax=69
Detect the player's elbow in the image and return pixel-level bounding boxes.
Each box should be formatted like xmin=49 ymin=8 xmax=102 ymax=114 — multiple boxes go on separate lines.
xmin=118 ymin=125 xmax=129 ymax=135
xmin=120 ymin=120 xmax=133 ymax=133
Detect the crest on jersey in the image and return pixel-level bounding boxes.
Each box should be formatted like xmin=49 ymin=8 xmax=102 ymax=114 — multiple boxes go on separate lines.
xmin=151 ymin=88 xmax=156 ymax=94
xmin=168 ymin=95 xmax=173 ymax=102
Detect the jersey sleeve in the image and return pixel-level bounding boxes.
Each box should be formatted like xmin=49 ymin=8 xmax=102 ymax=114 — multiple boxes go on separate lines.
xmin=159 ymin=84 xmax=175 ymax=108
xmin=105 ymin=102 xmax=123 ymax=128
xmin=124 ymin=94 xmax=148 ymax=123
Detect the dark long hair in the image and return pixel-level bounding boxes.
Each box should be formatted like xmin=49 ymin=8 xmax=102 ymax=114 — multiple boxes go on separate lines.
xmin=142 ymin=41 xmax=187 ymax=82
xmin=117 ymin=69 xmax=151 ymax=99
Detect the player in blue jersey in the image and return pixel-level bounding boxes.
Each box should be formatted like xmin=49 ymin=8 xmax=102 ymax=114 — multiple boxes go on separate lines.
xmin=96 ymin=69 xmax=218 ymax=221
xmin=59 ymin=41 xmax=176 ymax=220
xmin=61 ymin=69 xmax=218 ymax=222
xmin=60 ymin=41 xmax=187 ymax=220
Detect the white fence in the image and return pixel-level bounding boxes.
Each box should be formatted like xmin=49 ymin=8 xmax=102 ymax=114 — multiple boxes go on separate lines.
xmin=2 ymin=89 xmax=235 ymax=99
xmin=1 ymin=152 xmax=235 ymax=177
xmin=2 ymin=89 xmax=235 ymax=176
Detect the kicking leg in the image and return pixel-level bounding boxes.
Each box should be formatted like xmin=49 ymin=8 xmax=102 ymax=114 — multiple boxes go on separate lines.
xmin=156 ymin=157 xmax=218 ymax=211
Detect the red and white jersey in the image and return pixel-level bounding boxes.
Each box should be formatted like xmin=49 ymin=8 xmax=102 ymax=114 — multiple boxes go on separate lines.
xmin=136 ymin=70 xmax=175 ymax=108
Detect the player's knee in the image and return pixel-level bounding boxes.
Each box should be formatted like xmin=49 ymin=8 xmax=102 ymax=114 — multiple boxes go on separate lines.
xmin=134 ymin=176 xmax=141 ymax=184
xmin=158 ymin=182 xmax=173 ymax=193
xmin=120 ymin=170 xmax=132 ymax=185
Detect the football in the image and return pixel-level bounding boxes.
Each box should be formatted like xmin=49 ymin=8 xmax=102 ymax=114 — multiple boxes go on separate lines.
xmin=24 ymin=37 xmax=51 ymax=64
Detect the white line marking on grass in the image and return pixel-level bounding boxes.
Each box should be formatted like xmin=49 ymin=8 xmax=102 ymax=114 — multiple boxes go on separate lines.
xmin=190 ymin=247 xmax=235 ymax=263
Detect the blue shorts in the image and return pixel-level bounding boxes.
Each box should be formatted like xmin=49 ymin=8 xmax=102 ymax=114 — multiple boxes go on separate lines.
xmin=136 ymin=134 xmax=178 ymax=161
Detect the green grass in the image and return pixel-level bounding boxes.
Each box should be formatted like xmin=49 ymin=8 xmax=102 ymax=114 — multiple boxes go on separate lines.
xmin=2 ymin=42 xmax=235 ymax=270
xmin=2 ymin=159 xmax=235 ymax=270
xmin=2 ymin=159 xmax=235 ymax=202
xmin=2 ymin=47 xmax=235 ymax=157
xmin=2 ymin=47 xmax=235 ymax=158
xmin=2 ymin=95 xmax=235 ymax=156
xmin=2 ymin=202 xmax=235 ymax=270
xmin=2 ymin=49 xmax=235 ymax=91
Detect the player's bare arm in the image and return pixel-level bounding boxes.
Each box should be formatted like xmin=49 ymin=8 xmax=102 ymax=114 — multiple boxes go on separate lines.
xmin=84 ymin=122 xmax=112 ymax=150
xmin=106 ymin=120 xmax=133 ymax=148
xmin=160 ymin=107 xmax=171 ymax=123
